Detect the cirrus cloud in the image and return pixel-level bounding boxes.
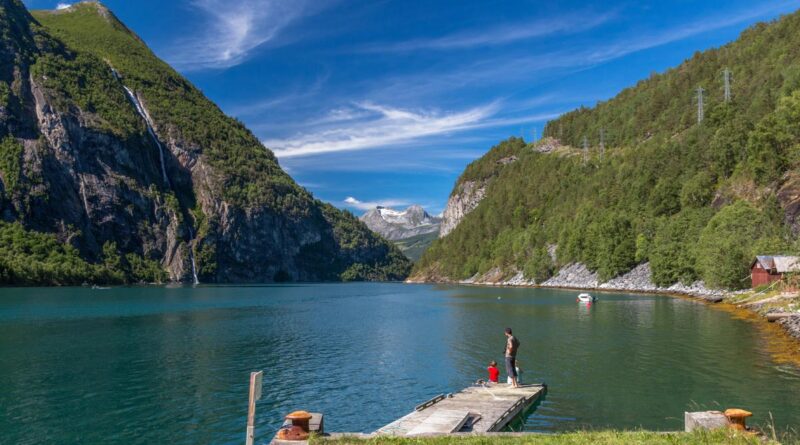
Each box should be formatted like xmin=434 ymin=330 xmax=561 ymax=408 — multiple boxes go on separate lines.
xmin=343 ymin=196 xmax=412 ymax=211
xmin=265 ymin=101 xmax=501 ymax=158
xmin=167 ymin=0 xmax=330 ymax=71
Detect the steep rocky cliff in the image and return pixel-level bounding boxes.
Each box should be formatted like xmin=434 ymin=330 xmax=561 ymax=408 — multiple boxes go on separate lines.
xmin=439 ymin=180 xmax=486 ymax=237
xmin=0 ymin=0 xmax=410 ymax=284
xmin=438 ymin=138 xmax=524 ymax=237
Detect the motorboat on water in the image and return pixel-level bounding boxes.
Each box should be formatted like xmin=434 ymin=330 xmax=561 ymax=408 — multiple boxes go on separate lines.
xmin=577 ymin=292 xmax=596 ymax=303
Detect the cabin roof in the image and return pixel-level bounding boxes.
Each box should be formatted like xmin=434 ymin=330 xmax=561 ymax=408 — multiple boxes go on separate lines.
xmin=752 ymin=255 xmax=800 ymax=273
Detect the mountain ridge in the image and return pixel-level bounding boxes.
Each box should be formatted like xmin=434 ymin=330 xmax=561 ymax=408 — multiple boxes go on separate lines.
xmin=360 ymin=204 xmax=441 ymax=262
xmin=360 ymin=204 xmax=441 ymax=241
xmin=0 ymin=0 xmax=411 ymax=284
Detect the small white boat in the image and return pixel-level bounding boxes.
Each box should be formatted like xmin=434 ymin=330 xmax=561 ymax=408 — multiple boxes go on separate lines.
xmin=577 ymin=293 xmax=596 ymax=303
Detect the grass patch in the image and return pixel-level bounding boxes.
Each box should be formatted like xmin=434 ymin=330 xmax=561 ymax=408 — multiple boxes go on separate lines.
xmin=311 ymin=429 xmax=779 ymax=445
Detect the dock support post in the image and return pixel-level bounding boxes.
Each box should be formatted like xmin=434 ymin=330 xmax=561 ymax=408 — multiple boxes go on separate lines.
xmin=245 ymin=371 xmax=263 ymax=445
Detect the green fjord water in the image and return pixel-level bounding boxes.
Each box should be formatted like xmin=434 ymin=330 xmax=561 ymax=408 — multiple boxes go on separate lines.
xmin=1 ymin=283 xmax=799 ymax=444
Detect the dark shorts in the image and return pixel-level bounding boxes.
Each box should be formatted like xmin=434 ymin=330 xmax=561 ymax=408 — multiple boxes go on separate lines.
xmin=505 ymin=356 xmax=517 ymax=378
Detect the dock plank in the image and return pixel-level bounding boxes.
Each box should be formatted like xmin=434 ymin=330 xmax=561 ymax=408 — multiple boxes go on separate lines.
xmin=406 ymin=409 xmax=471 ymax=435
xmin=375 ymin=383 xmax=545 ymax=436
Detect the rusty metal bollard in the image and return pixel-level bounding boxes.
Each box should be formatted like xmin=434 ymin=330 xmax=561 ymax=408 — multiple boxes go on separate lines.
xmin=275 ymin=411 xmax=313 ymax=441
xmin=724 ymin=408 xmax=753 ymax=431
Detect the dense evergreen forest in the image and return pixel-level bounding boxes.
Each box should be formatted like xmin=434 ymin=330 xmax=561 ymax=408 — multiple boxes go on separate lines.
xmin=415 ymin=10 xmax=800 ymax=290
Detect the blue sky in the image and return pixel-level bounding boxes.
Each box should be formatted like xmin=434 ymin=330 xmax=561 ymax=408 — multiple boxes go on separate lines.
xmin=24 ymin=0 xmax=800 ymax=214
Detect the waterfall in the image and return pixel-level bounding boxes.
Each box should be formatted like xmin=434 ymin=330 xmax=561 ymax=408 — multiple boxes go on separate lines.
xmin=188 ymin=228 xmax=200 ymax=285
xmin=78 ymin=176 xmax=91 ymax=217
xmin=116 ymin=77 xmax=171 ymax=188
xmin=112 ymin=67 xmax=198 ymax=285
xmin=190 ymin=253 xmax=200 ymax=286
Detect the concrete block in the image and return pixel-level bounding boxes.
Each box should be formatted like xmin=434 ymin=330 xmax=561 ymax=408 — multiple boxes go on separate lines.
xmin=685 ymin=411 xmax=730 ymax=432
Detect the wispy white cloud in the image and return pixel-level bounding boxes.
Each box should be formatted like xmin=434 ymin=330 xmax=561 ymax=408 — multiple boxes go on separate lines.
xmin=56 ymin=2 xmax=71 ymax=9
xmin=343 ymin=196 xmax=411 ymax=211
xmin=580 ymin=0 xmax=800 ymax=64
xmin=279 ymin=144 xmax=488 ymax=174
xmin=168 ymin=0 xmax=324 ymax=71
xmin=266 ymin=101 xmax=502 ymax=158
xmin=358 ymin=11 xmax=616 ymax=53
xmin=226 ymin=74 xmax=329 ymax=117
xmin=361 ymin=0 xmax=800 ymax=103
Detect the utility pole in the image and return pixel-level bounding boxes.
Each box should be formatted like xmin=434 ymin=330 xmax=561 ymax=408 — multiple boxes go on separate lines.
xmin=582 ymin=135 xmax=589 ymax=165
xmin=695 ymin=86 xmax=705 ymax=124
xmin=723 ymin=68 xmax=732 ymax=103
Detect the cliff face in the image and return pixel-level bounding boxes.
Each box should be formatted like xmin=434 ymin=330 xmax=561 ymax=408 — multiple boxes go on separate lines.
xmin=0 ymin=0 xmax=410 ymax=284
xmin=438 ymin=138 xmax=525 ymax=237
xmin=439 ymin=180 xmax=486 ymax=237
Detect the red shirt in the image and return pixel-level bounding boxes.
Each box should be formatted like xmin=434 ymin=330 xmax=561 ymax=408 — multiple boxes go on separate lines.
xmin=488 ymin=366 xmax=499 ymax=382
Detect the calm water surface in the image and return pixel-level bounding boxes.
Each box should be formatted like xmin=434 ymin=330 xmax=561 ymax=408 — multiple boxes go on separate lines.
xmin=1 ymin=283 xmax=799 ymax=443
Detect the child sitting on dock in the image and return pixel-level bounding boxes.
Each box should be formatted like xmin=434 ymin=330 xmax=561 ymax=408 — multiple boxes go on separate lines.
xmin=487 ymin=361 xmax=500 ymax=383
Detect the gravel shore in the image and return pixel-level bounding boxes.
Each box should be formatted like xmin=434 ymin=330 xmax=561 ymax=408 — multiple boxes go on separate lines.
xmin=453 ymin=262 xmax=799 ymax=341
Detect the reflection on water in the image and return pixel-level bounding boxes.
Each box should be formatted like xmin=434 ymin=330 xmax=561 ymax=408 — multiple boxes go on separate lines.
xmin=0 ymin=283 xmax=798 ymax=444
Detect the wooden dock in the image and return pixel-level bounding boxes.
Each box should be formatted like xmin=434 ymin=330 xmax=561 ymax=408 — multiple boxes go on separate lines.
xmin=375 ymin=383 xmax=546 ymax=436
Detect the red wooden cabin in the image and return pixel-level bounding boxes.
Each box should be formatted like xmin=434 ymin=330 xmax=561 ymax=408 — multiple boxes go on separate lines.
xmin=750 ymin=255 xmax=800 ymax=288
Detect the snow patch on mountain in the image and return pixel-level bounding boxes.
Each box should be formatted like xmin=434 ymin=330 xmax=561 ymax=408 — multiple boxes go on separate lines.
xmin=360 ymin=205 xmax=441 ymax=241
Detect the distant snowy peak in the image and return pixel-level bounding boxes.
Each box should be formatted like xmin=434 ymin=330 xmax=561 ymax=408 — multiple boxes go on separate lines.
xmin=361 ymin=205 xmax=442 ymax=241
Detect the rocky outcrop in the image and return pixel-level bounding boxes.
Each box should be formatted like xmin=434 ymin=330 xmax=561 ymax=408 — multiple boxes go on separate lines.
xmin=533 ymin=137 xmax=561 ymax=153
xmin=439 ymin=180 xmax=486 ymax=237
xmin=778 ymin=315 xmax=800 ymax=340
xmin=496 ymin=155 xmax=518 ymax=165
xmin=778 ymin=171 xmax=800 ymax=235
xmin=542 ymin=263 xmax=600 ymax=288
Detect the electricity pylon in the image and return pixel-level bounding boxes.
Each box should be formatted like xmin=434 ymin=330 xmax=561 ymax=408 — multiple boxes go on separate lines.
xmin=696 ymin=86 xmax=705 ymax=124
xmin=723 ymin=68 xmax=732 ymax=103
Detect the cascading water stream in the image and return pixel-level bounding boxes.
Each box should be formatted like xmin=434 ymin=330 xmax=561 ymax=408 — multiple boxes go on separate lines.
xmin=112 ymin=67 xmax=199 ymax=284
xmin=121 ymin=86 xmax=170 ymax=188
xmin=188 ymin=228 xmax=200 ymax=285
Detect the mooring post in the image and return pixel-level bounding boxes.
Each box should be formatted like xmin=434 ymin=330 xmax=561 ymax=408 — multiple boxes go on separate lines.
xmin=245 ymin=371 xmax=263 ymax=445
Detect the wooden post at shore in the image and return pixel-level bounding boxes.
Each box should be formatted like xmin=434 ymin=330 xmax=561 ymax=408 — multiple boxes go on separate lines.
xmin=245 ymin=371 xmax=263 ymax=445
xmin=766 ymin=312 xmax=796 ymax=322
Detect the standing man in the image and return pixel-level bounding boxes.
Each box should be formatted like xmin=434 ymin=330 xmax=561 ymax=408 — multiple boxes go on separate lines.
xmin=504 ymin=328 xmax=520 ymax=388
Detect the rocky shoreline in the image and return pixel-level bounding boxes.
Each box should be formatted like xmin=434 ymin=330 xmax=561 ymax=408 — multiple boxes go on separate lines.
xmin=460 ymin=263 xmax=730 ymax=302
xmin=410 ymin=262 xmax=800 ymax=342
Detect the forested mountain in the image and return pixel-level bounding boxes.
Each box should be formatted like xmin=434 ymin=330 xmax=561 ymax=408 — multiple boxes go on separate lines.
xmin=0 ymin=0 xmax=410 ymax=285
xmin=413 ymin=10 xmax=800 ymax=290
